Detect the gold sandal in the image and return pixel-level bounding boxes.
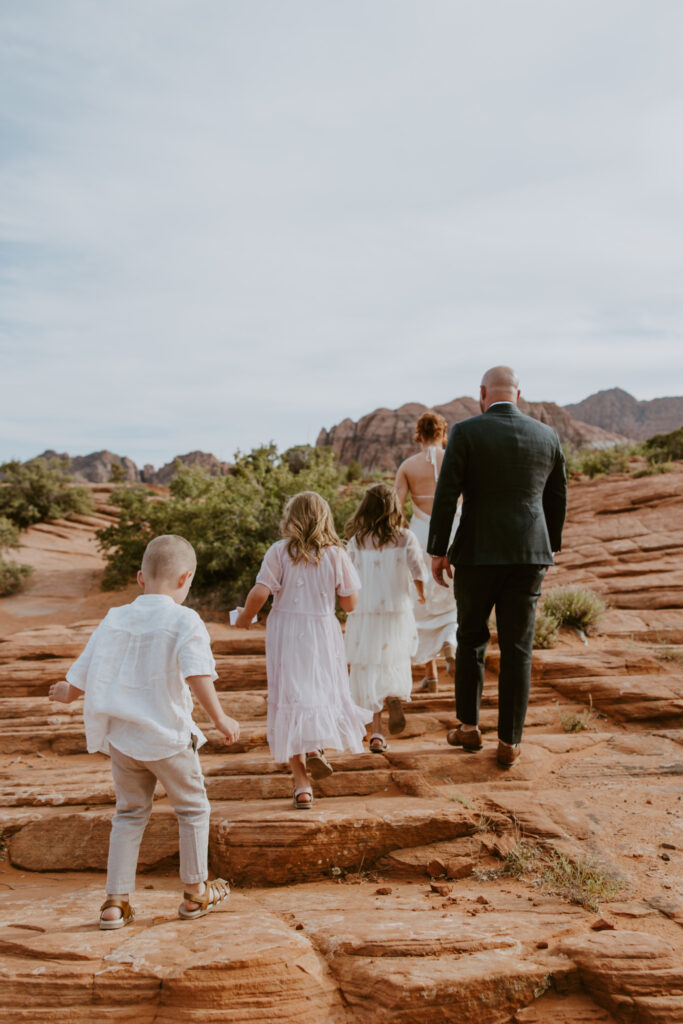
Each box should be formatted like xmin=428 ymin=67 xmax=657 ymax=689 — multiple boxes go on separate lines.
xmin=178 ymin=878 xmax=230 ymax=920
xmin=99 ymin=897 xmax=135 ymax=931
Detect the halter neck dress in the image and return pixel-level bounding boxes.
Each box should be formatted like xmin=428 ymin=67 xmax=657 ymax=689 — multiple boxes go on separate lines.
xmin=409 ymin=446 xmax=459 ymax=664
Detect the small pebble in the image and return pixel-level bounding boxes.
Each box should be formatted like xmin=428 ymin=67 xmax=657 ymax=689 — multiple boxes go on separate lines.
xmin=661 ymin=853 xmax=671 ymax=862
xmin=430 ymin=883 xmax=451 ymax=897
xmin=536 ymin=940 xmax=549 ymax=949
xmin=144 ymin=884 xmax=154 ymax=890
xmin=295 ymin=923 xmax=304 ymax=930
xmin=591 ymin=918 xmax=615 ymax=931
xmin=375 ymin=887 xmax=392 ymax=896
xmin=476 ymin=895 xmax=490 ymax=905
xmin=662 ymin=842 xmax=676 ymax=850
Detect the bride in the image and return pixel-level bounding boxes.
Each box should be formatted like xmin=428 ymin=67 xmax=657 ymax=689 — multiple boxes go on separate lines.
xmin=395 ymin=411 xmax=459 ymax=691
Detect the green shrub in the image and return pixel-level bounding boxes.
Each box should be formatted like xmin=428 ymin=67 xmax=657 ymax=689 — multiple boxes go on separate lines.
xmin=0 ymin=458 xmax=93 ymax=528
xmin=96 ymin=444 xmax=366 ymax=606
xmin=0 ymin=516 xmax=19 ymax=549
xmin=541 ymin=585 xmax=605 ymax=632
xmin=631 ymin=462 xmax=674 ymax=478
xmin=533 ymin=609 xmax=560 ymax=649
xmin=642 ymin=426 xmax=683 ymax=464
xmin=0 ymin=514 xmax=32 ymax=596
xmin=572 ymin=446 xmax=631 ymax=478
xmin=345 ymin=459 xmax=363 ymax=483
xmin=0 ymin=557 xmax=32 ymax=596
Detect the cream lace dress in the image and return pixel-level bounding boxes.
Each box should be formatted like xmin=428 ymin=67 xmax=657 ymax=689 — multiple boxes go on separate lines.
xmin=344 ymin=531 xmax=427 ymax=712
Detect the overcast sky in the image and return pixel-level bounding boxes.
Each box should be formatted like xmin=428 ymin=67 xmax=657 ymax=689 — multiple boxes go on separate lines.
xmin=2 ymin=1 xmax=682 ymax=467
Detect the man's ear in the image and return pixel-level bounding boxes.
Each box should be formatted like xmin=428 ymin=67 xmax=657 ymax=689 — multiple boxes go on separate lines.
xmin=137 ymin=570 xmax=145 ymax=589
xmin=480 ymin=385 xmax=486 ymax=400
xmin=178 ymin=569 xmax=193 ymax=589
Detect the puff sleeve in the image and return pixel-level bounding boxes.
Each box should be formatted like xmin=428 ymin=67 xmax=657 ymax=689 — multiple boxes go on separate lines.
xmin=334 ymin=546 xmax=361 ymax=597
xmin=256 ymin=542 xmax=284 ymax=594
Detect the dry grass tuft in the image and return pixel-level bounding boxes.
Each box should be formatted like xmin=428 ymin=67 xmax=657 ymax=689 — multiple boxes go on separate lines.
xmin=541 ymin=586 xmax=605 ymax=633
xmin=560 ymin=695 xmax=596 ymax=733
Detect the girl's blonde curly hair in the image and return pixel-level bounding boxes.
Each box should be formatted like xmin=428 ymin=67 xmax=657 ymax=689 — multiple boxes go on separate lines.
xmin=281 ymin=491 xmax=341 ymax=565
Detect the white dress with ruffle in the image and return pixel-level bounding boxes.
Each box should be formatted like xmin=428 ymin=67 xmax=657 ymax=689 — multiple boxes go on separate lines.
xmin=256 ymin=540 xmax=372 ymax=764
xmin=344 ymin=531 xmax=427 ymax=712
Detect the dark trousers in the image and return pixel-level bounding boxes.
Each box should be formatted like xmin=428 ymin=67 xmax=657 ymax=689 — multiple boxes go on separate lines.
xmin=453 ymin=564 xmax=546 ymax=745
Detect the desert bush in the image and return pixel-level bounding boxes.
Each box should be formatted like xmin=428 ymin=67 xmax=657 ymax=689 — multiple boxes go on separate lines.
xmin=0 ymin=458 xmax=93 ymax=529
xmin=0 ymin=514 xmax=32 ymax=596
xmin=0 ymin=516 xmax=19 ymax=549
xmin=96 ymin=444 xmax=365 ymax=606
xmin=541 ymin=585 xmax=605 ymax=632
xmin=641 ymin=426 xmax=683 ymax=464
xmin=533 ymin=609 xmax=560 ymax=649
xmin=573 ymin=446 xmax=632 ymax=478
xmin=345 ymin=459 xmax=363 ymax=482
xmin=0 ymin=557 xmax=32 ymax=596
xmin=631 ymin=462 xmax=674 ymax=478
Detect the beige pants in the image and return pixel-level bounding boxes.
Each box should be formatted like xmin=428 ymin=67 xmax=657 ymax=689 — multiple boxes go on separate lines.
xmin=106 ymin=742 xmax=210 ymax=895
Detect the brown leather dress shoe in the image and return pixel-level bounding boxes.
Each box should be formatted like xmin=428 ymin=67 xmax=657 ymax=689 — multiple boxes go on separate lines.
xmin=446 ymin=725 xmax=482 ymax=751
xmin=497 ymin=741 xmax=521 ymax=767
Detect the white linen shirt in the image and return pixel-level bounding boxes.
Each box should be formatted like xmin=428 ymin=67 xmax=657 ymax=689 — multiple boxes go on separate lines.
xmin=66 ymin=594 xmax=217 ymax=761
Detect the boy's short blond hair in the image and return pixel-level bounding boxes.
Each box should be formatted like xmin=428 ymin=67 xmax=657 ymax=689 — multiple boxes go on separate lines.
xmin=141 ymin=535 xmax=197 ymax=582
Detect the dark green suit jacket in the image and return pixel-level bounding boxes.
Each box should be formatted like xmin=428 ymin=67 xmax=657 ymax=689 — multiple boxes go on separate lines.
xmin=427 ymin=403 xmax=567 ymax=565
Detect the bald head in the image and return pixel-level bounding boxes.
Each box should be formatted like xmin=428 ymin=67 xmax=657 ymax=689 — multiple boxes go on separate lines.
xmin=141 ymin=534 xmax=196 ymax=584
xmin=480 ymin=365 xmax=520 ymax=412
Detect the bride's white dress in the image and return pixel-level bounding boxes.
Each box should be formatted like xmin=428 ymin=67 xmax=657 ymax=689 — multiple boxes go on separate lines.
xmin=408 ymin=447 xmax=460 ymax=665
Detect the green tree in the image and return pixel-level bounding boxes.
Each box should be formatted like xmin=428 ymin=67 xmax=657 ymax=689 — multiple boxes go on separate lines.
xmin=0 ymin=458 xmax=93 ymax=528
xmin=96 ymin=444 xmax=366 ymax=607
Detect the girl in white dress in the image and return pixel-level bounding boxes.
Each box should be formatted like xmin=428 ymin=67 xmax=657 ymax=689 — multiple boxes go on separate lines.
xmin=235 ymin=491 xmax=371 ymax=808
xmin=344 ymin=484 xmax=427 ymax=753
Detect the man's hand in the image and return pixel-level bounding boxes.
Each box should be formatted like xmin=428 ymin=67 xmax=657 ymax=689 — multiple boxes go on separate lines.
xmin=49 ymin=681 xmax=81 ymax=704
xmin=431 ymin=555 xmax=453 ymax=589
xmin=214 ymin=713 xmax=240 ymax=745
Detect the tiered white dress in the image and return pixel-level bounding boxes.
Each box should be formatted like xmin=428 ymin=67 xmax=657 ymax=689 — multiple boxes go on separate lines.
xmin=256 ymin=540 xmax=372 ymax=764
xmin=409 ymin=447 xmax=460 ymax=665
xmin=344 ymin=531 xmax=427 ymax=712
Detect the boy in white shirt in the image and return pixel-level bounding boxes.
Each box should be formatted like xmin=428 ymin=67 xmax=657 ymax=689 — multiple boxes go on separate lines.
xmin=49 ymin=534 xmax=239 ymax=929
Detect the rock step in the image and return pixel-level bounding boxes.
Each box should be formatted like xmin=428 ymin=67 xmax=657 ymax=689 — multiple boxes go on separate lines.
xmin=7 ymin=796 xmax=477 ymax=886
xmin=2 ymin=879 xmax=677 ymax=1024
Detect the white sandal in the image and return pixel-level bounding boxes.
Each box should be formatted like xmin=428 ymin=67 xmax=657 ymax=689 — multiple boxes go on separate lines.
xmin=293 ymin=785 xmax=314 ymax=809
xmin=369 ymin=733 xmax=389 ymax=753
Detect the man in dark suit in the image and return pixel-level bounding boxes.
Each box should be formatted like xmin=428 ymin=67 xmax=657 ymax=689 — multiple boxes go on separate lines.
xmin=427 ymin=366 xmax=567 ymax=766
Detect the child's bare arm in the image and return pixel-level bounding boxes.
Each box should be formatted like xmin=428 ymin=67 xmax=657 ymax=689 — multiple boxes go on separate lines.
xmin=187 ymin=674 xmax=240 ymax=745
xmin=338 ymin=592 xmax=358 ymax=613
xmin=413 ymin=579 xmax=426 ymax=604
xmin=49 ymin=681 xmax=83 ymax=704
xmin=234 ymin=583 xmax=270 ymax=629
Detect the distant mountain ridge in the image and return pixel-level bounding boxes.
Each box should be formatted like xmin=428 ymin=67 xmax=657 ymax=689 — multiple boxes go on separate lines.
xmin=316 ymin=397 xmax=627 ymax=472
xmin=35 ymin=449 xmax=233 ymax=486
xmin=29 ymin=388 xmax=683 ymax=481
xmin=565 ymin=388 xmax=683 ymax=441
